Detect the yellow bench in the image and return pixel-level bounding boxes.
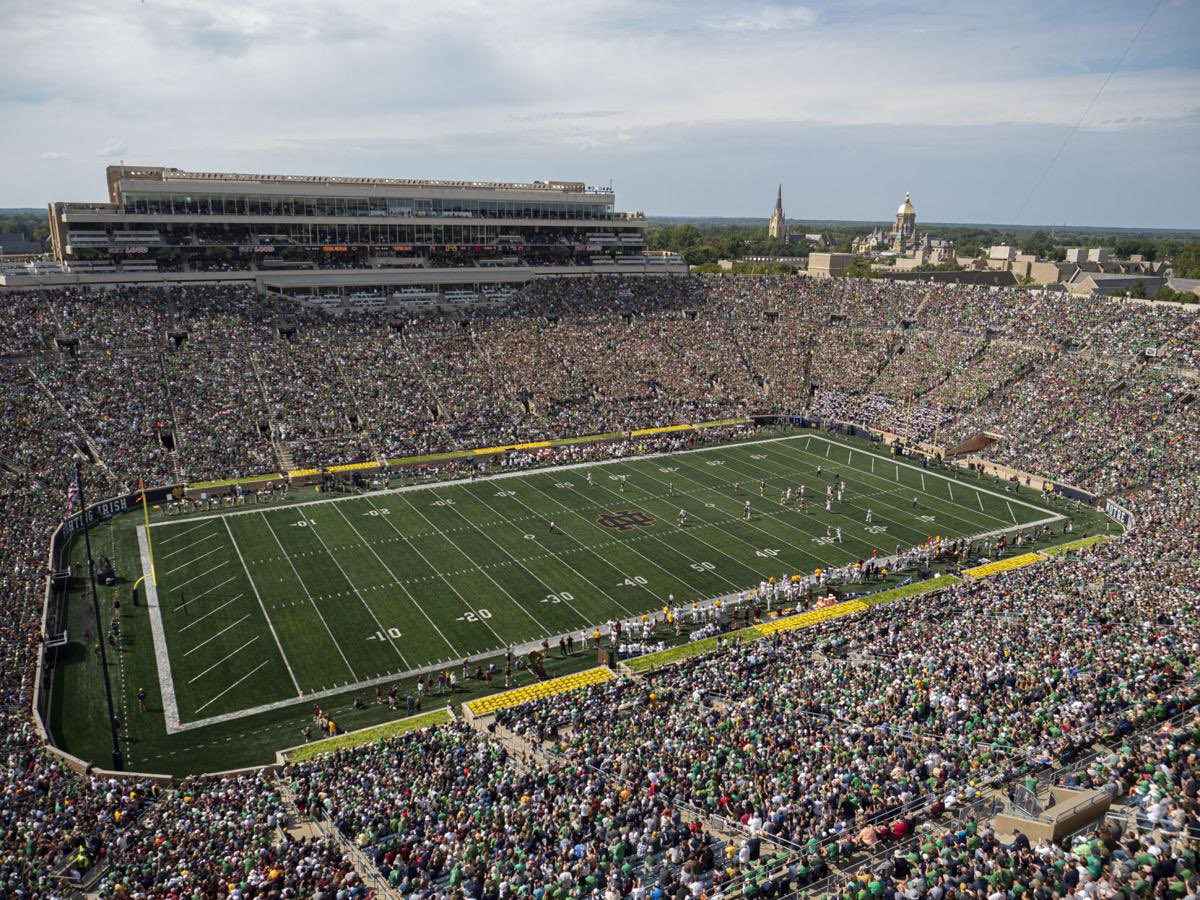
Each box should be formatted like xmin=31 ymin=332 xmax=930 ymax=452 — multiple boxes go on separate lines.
xmin=962 ymin=552 xmax=1043 ymax=579
xmin=466 ymin=666 xmax=615 ymax=716
xmin=754 ymin=598 xmax=868 ymax=637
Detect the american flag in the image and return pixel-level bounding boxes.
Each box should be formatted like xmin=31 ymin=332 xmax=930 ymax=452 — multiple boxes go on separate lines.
xmin=66 ymin=463 xmax=80 ymax=516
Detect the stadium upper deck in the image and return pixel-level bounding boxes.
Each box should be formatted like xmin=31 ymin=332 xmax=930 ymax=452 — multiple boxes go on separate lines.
xmin=44 ymin=164 xmax=652 ymax=283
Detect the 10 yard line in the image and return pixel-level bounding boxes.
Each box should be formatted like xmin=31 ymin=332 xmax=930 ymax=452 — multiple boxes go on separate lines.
xmin=224 ymin=517 xmax=302 ymax=693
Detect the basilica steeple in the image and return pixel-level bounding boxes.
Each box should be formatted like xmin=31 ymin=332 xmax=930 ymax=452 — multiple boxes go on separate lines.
xmin=768 ymin=184 xmax=786 ymax=240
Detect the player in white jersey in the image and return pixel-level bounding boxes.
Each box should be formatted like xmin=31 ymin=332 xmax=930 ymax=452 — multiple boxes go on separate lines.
xmin=677 ymin=508 xmax=687 ymax=527
xmin=835 ymin=526 xmax=843 ymax=543
xmin=586 ymin=471 xmax=593 ymax=486
xmin=743 ymin=500 xmax=751 ymax=520
xmin=865 ymin=507 xmax=874 ymax=524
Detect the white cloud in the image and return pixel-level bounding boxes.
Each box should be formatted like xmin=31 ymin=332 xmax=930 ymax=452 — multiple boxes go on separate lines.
xmin=96 ymin=139 xmax=127 ymax=158
xmin=39 ymin=151 xmax=68 ymax=161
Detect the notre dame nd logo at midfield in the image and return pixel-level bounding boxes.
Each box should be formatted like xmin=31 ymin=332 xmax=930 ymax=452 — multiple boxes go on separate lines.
xmin=597 ymin=509 xmax=657 ymax=533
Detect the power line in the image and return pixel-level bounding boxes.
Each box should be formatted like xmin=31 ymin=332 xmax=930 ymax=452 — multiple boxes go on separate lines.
xmin=1013 ymin=0 xmax=1164 ymax=224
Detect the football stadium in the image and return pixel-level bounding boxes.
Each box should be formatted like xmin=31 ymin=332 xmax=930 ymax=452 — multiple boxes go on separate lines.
xmin=2 ymin=4 xmax=1199 ymax=892
xmin=5 ymin=246 xmax=1196 ymax=896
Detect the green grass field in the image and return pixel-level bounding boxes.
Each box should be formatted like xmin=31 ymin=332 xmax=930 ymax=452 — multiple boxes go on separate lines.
xmin=48 ymin=429 xmax=1117 ymax=773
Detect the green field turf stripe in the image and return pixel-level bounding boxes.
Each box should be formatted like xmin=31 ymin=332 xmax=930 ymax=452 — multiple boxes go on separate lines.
xmin=301 ymin=504 xmax=413 ymax=671
xmin=388 ymin=491 xmax=538 ymax=647
xmin=646 ymin=452 xmax=872 ymax=566
xmin=460 ymin=478 xmax=657 ymax=617
xmin=763 ymin=439 xmax=991 ymax=540
xmin=447 ymin=484 xmax=639 ymax=623
xmin=701 ymin=443 xmax=930 ymax=551
xmin=772 ymin=438 xmax=1048 ymax=536
xmin=551 ymin=470 xmax=757 ymax=592
xmin=327 ymin=499 xmax=460 ymax=661
xmin=613 ymin=457 xmax=842 ymax=572
xmin=520 ymin=473 xmax=736 ymax=598
xmin=256 ymin=510 xmax=360 ymax=682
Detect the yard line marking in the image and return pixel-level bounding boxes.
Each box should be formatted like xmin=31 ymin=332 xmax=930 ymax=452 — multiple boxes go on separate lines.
xmin=620 ymin=458 xmax=835 ymax=568
xmin=159 ymin=529 xmax=218 ymax=560
xmin=1006 ymin=501 xmax=1018 ymax=524
xmin=184 ymin=614 xmax=253 ymax=657
xmin=394 ymin=493 xmax=541 ymax=641
xmin=302 ymin=510 xmax=410 ymax=669
xmin=224 ymin=517 xmax=302 ymax=693
xmin=174 ymin=576 xmax=236 ymax=610
xmin=258 ymin=513 xmax=358 ymax=681
xmin=947 ymin=482 xmax=954 ymax=503
xmin=525 ymin=476 xmax=738 ymax=595
xmin=336 ymin=500 xmax=462 ymax=658
xmin=161 ymin=544 xmax=223 ymax=577
xmin=153 ymin=433 xmax=1062 ymax=532
xmin=976 ymin=491 xmax=985 ymax=513
xmin=188 ymin=635 xmax=259 ymax=683
xmin=437 ymin=488 xmax=599 ymax=625
xmin=467 ymin=486 xmax=647 ymax=615
xmin=157 ymin=522 xmax=208 ymax=543
xmin=173 ymin=560 xmax=229 ymax=590
xmin=178 ymin=594 xmax=243 ymax=633
xmin=195 ymin=660 xmax=270 ymax=713
xmin=920 ymin=473 xmax=926 ymax=492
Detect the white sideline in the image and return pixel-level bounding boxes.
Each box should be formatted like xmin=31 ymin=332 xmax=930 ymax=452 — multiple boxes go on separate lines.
xmin=138 ymin=433 xmax=1066 ymax=734
xmin=139 ymin=525 xmax=181 ymax=732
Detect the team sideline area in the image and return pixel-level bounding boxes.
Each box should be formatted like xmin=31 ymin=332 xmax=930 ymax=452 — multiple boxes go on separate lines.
xmin=7 ymin=276 xmax=1197 ymax=898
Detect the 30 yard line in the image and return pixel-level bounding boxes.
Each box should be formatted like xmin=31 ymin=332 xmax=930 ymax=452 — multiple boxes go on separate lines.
xmin=223 ymin=517 xmax=302 ymax=693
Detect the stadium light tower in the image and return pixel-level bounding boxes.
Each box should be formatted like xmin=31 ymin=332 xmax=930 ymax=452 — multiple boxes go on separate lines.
xmin=73 ymin=458 xmax=124 ymax=771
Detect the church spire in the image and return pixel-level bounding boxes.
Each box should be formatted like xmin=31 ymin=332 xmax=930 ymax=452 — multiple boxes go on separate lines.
xmin=769 ymin=183 xmax=786 ymax=240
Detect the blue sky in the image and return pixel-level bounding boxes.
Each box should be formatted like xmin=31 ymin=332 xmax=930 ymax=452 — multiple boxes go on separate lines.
xmin=3 ymin=0 xmax=1198 ymax=227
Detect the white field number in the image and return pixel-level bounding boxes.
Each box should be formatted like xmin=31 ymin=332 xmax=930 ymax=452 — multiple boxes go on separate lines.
xmin=691 ymin=561 xmax=716 ymax=572
xmin=543 ymin=592 xmax=574 ymax=604
xmin=291 ymin=519 xmax=318 ymax=527
xmin=368 ymin=627 xmax=403 ymax=641
xmin=617 ymin=576 xmax=648 ymax=588
xmin=459 ymin=608 xmax=493 ymax=622
xmin=363 ymin=508 xmax=391 ymax=516
xmin=432 ymin=499 xmax=455 ymax=507
xmin=756 ymin=547 xmax=779 ymax=558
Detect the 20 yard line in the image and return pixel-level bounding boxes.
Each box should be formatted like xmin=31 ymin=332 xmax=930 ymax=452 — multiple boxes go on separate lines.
xmin=224 ymin=517 xmax=302 ymax=693
xmin=371 ymin=495 xmax=511 ymax=649
xmin=173 ymin=560 xmax=229 ymax=590
xmin=330 ymin=501 xmax=460 ymax=659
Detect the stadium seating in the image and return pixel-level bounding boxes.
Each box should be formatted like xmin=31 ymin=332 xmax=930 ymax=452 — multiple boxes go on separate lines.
xmin=0 ymin=275 xmax=1196 ymax=896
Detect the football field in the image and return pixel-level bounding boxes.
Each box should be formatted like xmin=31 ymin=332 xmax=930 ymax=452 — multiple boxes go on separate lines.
xmin=140 ymin=433 xmax=1063 ymax=731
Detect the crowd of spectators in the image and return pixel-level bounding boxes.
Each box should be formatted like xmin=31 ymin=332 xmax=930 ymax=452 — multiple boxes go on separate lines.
xmin=0 ymin=274 xmax=1195 ymax=895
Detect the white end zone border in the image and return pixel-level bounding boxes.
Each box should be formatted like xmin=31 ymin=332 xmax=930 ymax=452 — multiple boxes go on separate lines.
xmin=140 ymin=433 xmax=1068 ymax=735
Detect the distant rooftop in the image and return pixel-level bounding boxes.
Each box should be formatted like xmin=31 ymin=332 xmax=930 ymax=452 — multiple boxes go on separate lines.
xmin=108 ymin=165 xmax=612 ymax=196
